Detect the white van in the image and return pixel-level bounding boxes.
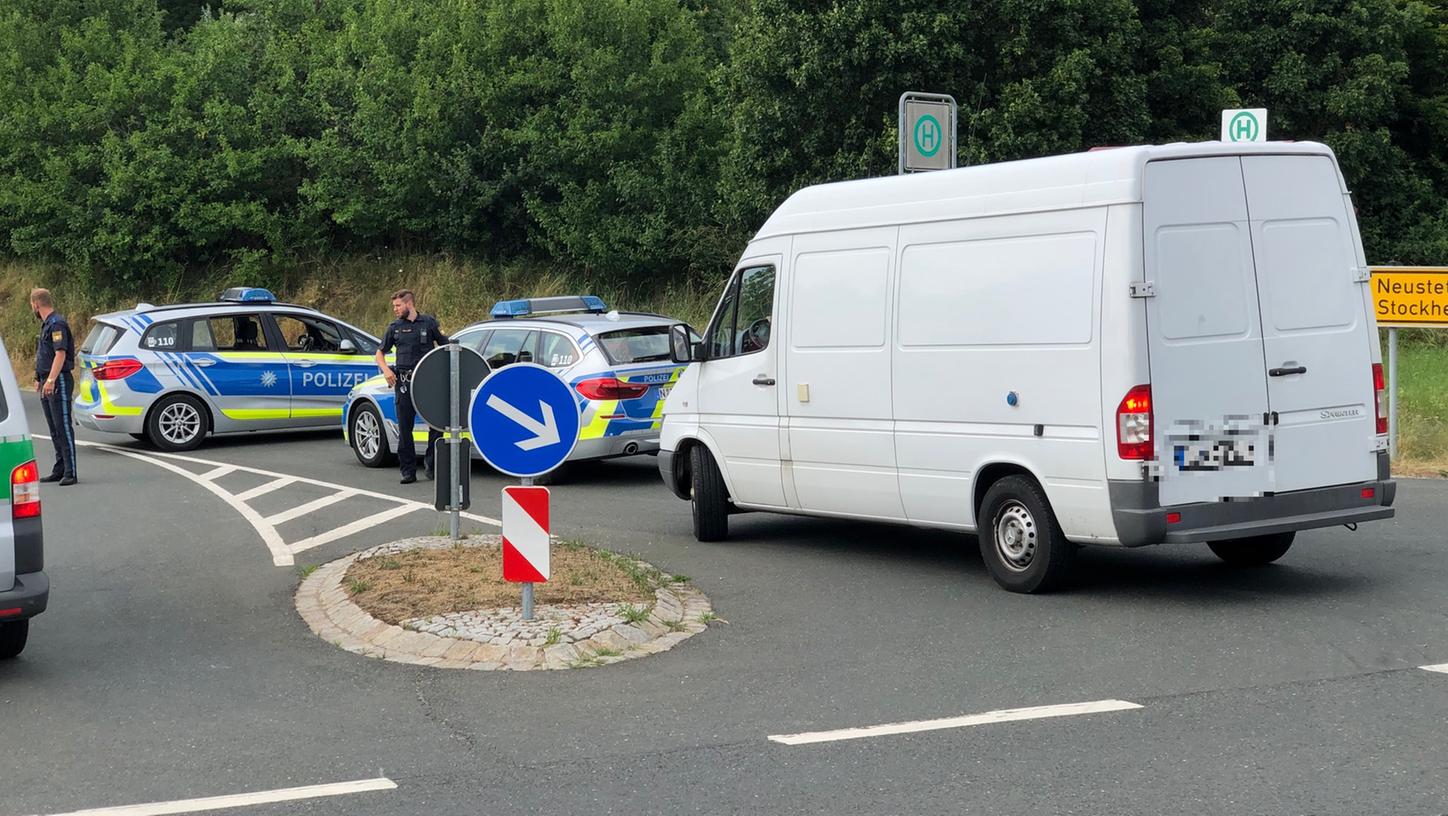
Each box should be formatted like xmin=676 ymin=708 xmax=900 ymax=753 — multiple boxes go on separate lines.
xmin=658 ymin=141 xmax=1396 ymax=592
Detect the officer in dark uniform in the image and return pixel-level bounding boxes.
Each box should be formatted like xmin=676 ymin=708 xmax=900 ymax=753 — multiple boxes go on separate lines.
xmin=375 ymin=289 xmax=448 ymax=484
xmin=30 ymin=288 xmax=77 ymax=486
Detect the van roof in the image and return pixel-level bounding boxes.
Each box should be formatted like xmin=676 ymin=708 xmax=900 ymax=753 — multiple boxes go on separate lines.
xmin=754 ymin=141 xmax=1340 ymax=240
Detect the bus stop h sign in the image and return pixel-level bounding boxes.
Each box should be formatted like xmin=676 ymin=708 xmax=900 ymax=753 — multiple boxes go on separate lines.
xmin=900 ymin=92 xmax=957 ymax=173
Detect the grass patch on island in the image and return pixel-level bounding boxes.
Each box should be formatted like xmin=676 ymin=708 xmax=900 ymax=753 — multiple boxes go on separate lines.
xmin=344 ymin=541 xmax=661 ymax=625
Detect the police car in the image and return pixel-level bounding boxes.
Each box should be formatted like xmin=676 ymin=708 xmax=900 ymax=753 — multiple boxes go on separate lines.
xmin=73 ymin=288 xmax=382 ymax=451
xmin=342 ymin=296 xmax=697 ymax=477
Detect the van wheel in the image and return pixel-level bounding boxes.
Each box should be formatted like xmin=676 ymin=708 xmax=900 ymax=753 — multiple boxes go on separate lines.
xmin=1208 ymin=532 xmax=1294 ymax=566
xmin=978 ymin=476 xmax=1075 ymax=593
xmin=349 ymin=403 xmax=393 ymax=467
xmin=146 ymin=394 xmax=209 ymax=451
xmin=0 ymin=620 xmax=28 ymax=659
xmin=690 ymin=446 xmax=729 ymax=542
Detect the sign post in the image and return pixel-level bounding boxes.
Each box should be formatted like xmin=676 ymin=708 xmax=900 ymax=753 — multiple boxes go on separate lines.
xmin=470 ymin=364 xmax=581 ymax=620
xmin=899 ymin=92 xmax=957 ymax=174
xmin=410 ymin=344 xmax=490 ymax=532
xmin=1369 ymin=266 xmax=1448 ymax=458
xmin=1221 ymin=108 xmax=1268 ymax=143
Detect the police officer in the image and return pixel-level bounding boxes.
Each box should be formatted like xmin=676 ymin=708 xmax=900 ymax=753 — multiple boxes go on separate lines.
xmin=31 ymin=288 xmax=77 ymax=486
xmin=375 ymin=289 xmax=448 ymax=484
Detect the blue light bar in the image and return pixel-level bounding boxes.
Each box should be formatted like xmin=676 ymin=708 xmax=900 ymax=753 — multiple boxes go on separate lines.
xmin=489 ymin=295 xmax=608 ymax=319
xmin=219 ymin=287 xmax=276 ymax=303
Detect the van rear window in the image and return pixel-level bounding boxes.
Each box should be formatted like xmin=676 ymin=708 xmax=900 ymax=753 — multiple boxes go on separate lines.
xmin=81 ymin=323 xmax=123 ymax=355
xmin=595 ymin=327 xmax=675 ymax=364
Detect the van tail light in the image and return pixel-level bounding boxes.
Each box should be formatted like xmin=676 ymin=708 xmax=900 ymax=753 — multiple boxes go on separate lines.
xmin=11 ymin=460 xmax=40 ymax=519
xmin=92 ymin=358 xmax=144 ymax=380
xmin=1372 ymin=363 xmax=1387 ymax=435
xmin=1117 ymin=385 xmax=1154 ymax=460
xmin=575 ymin=377 xmax=650 ymax=401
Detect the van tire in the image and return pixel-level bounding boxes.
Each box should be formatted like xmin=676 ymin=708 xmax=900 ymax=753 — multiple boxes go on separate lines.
xmin=690 ymin=446 xmax=729 ymax=542
xmin=0 ymin=620 xmax=28 ymax=659
xmin=978 ymin=476 xmax=1075 ymax=593
xmin=1208 ymin=532 xmax=1295 ymax=566
xmin=146 ymin=394 xmax=209 ymax=452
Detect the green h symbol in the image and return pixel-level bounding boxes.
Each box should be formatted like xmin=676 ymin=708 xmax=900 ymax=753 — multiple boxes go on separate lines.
xmin=914 ymin=114 xmax=942 ymax=157
xmin=1229 ymin=111 xmax=1259 ymax=142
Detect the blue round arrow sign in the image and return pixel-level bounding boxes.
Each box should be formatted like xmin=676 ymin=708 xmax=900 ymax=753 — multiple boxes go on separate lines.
xmin=468 ymin=363 xmax=582 ymax=477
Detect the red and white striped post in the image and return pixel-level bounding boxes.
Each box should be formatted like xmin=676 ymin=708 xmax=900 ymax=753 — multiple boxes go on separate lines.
xmin=502 ymin=484 xmax=549 ymax=619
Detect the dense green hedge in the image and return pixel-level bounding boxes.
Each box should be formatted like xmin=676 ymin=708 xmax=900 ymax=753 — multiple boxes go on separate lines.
xmin=2 ymin=0 xmax=1445 ymax=297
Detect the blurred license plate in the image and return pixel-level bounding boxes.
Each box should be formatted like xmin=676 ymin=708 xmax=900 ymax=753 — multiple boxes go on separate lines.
xmin=1174 ymin=437 xmax=1256 ymax=471
xmin=658 ymin=385 xmax=672 ymax=400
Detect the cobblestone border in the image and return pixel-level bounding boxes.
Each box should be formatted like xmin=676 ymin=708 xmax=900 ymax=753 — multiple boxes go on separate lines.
xmin=294 ymin=536 xmax=713 ymax=670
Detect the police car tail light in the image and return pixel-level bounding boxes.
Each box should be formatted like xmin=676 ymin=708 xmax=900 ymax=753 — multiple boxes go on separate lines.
xmin=574 ymin=377 xmax=649 ymax=401
xmin=93 ymin=358 xmax=143 ymax=380
xmin=1116 ymin=385 xmax=1153 ymax=460
xmin=11 ymin=460 xmax=40 ymax=519
xmin=1372 ymin=363 xmax=1387 ymax=435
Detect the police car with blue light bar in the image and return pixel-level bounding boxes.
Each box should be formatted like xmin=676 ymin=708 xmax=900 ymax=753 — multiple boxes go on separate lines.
xmin=341 ymin=295 xmax=699 ymax=477
xmin=73 ymin=288 xmax=382 ymax=451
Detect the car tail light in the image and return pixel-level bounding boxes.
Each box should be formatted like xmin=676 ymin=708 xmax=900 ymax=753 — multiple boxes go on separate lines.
xmin=11 ymin=460 xmax=40 ymax=519
xmin=1117 ymin=385 xmax=1153 ymax=460
xmin=1372 ymin=363 xmax=1387 ymax=435
xmin=575 ymin=377 xmax=650 ymax=401
xmin=0 ymin=607 xmax=22 ymax=618
xmin=93 ymin=358 xmax=144 ymax=380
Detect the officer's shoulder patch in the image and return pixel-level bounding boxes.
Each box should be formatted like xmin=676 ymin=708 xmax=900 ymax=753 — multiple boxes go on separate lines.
xmin=51 ymin=331 xmax=63 ymax=341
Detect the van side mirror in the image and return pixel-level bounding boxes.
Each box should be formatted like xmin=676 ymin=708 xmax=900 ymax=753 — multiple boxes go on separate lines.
xmin=669 ymin=324 xmax=699 ymax=363
xmin=339 ymin=338 xmax=357 ymax=353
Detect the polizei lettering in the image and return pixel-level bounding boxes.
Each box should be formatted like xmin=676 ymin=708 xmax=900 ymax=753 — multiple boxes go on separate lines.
xmin=302 ymin=371 xmax=369 ymax=389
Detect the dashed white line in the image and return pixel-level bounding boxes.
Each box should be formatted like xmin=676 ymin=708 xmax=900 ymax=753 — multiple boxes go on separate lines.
xmin=235 ymin=476 xmax=296 ymax=502
xmin=41 ymin=776 xmax=397 ymax=816
xmin=40 ymin=436 xmax=501 ymax=567
xmin=287 ymin=504 xmax=420 ymax=554
xmin=1421 ymin=664 xmax=1448 ymax=675
xmin=264 ymin=489 xmax=356 ymax=525
xmin=198 ymin=465 xmax=236 ymax=481
xmin=767 ymin=699 xmax=1144 ymax=746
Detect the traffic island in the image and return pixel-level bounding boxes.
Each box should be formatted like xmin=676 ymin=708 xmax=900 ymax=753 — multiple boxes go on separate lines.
xmin=294 ymin=535 xmax=714 ymax=670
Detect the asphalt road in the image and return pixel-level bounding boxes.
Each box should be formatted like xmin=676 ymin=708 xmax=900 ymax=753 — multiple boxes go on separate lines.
xmin=5 ymin=392 xmax=1448 ymax=815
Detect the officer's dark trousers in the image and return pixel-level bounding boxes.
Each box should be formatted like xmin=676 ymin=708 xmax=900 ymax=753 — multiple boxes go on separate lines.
xmin=394 ymin=373 xmax=440 ymax=478
xmin=41 ymin=371 xmax=77 ymax=479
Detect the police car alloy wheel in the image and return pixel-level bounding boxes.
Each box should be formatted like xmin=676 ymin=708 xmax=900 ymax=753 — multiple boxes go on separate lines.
xmin=349 ymin=403 xmax=392 ymax=467
xmin=147 ymin=394 xmax=209 ymax=452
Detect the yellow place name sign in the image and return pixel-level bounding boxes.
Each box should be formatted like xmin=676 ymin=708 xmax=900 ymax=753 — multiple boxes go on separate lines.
xmin=1370 ymin=266 xmax=1448 ymax=328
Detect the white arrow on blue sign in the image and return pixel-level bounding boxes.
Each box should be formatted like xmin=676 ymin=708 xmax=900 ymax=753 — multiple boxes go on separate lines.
xmin=468 ymin=363 xmax=582 ymax=477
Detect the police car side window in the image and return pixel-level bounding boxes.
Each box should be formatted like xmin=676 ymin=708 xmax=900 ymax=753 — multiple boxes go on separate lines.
xmin=481 ymin=329 xmax=535 ymax=369
xmin=274 ymin=314 xmax=344 ymax=353
xmin=142 ymin=321 xmax=181 ymax=350
xmin=208 ymin=315 xmax=268 ymax=351
xmin=537 ymin=332 xmax=578 ymax=368
xmin=191 ymin=320 xmax=217 ymax=351
xmin=454 ymin=329 xmax=489 ymax=353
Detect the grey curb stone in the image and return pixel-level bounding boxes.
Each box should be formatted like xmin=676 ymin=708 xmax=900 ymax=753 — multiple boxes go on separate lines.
xmin=294 ymin=534 xmax=712 ymax=671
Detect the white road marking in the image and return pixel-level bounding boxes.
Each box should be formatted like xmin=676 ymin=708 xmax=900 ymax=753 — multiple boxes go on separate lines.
xmin=38 ymin=436 xmax=500 ymax=567
xmin=767 ymin=699 xmax=1144 ymax=746
xmin=235 ymin=476 xmax=296 ymax=502
xmin=288 ymin=504 xmax=420 ymax=554
xmin=198 ymin=465 xmax=236 ymax=481
xmin=264 ymin=489 xmax=355 ymax=525
xmin=1421 ymin=664 xmax=1448 ymax=674
xmin=42 ymin=776 xmax=397 ymax=815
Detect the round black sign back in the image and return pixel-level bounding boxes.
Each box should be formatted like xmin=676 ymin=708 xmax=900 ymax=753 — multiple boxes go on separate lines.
xmin=410 ymin=344 xmax=490 ymax=429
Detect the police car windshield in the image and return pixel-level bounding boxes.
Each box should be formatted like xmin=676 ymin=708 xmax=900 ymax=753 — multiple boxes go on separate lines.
xmin=596 ymin=327 xmax=675 ymax=364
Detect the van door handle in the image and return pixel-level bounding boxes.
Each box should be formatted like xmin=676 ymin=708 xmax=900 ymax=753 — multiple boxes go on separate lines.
xmin=752 ymin=376 xmax=776 ymax=386
xmin=1269 ymin=366 xmax=1307 ymax=377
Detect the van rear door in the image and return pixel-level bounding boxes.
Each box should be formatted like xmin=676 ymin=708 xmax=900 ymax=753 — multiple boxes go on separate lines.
xmin=1240 ymin=155 xmax=1377 ymax=492
xmin=1144 ymin=156 xmax=1274 ymax=506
